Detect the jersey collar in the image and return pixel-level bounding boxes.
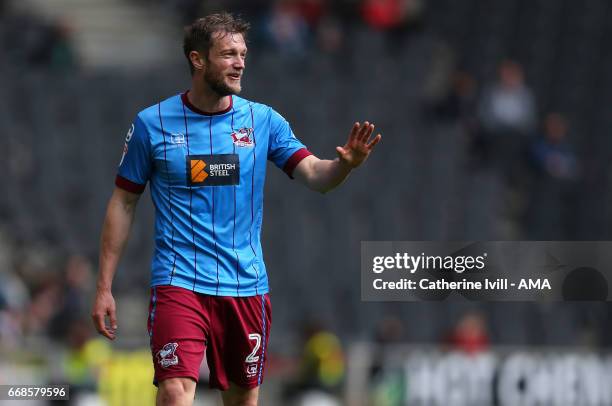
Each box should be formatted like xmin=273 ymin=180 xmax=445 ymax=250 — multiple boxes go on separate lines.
xmin=181 ymin=91 xmax=233 ymax=116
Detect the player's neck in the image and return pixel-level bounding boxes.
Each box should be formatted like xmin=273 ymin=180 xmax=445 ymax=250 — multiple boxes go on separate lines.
xmin=188 ymin=80 xmax=231 ymax=114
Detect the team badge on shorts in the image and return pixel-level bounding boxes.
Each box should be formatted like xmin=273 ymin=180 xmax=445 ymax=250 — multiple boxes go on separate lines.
xmin=157 ymin=342 xmax=179 ymax=368
xmin=245 ymin=363 xmax=258 ymax=379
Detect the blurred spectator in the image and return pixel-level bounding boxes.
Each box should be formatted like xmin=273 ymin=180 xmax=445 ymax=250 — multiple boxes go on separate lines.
xmin=370 ymin=315 xmax=404 ymax=379
xmin=296 ymin=0 xmax=326 ymax=28
xmin=360 ymin=0 xmax=423 ymax=31
xmin=62 ymin=319 xmax=112 ymax=391
xmin=46 ymin=20 xmax=78 ymax=71
xmin=0 ymin=264 xmax=29 ymax=348
xmin=315 ymin=14 xmax=344 ymax=54
xmin=28 ymin=18 xmax=73 ymax=70
xmin=422 ymin=42 xmax=456 ymax=113
xmin=524 ymin=113 xmax=579 ymax=238
xmin=289 ymin=0 xmax=345 ymax=55
xmin=64 ymin=255 xmax=95 ymax=310
xmin=478 ymin=60 xmax=536 ymax=136
xmin=2 ymin=12 xmax=77 ymax=72
xmin=530 ymin=113 xmax=578 ymax=181
xmin=474 ymin=60 xmax=537 ymax=188
xmin=0 ymin=308 xmax=22 ymax=348
xmin=427 ymin=67 xmax=479 ymax=127
xmin=49 ymin=254 xmax=95 ymax=341
xmin=284 ymin=320 xmax=345 ymax=404
xmin=367 ymin=316 xmax=406 ymax=406
xmin=298 ymin=323 xmax=344 ymax=391
xmin=264 ymin=0 xmax=310 ymax=57
xmin=444 ymin=311 xmax=490 ymax=354
xmin=306 ymin=2 xmax=348 ymax=55
xmin=360 ymin=0 xmax=425 ymax=49
xmin=24 ymin=274 xmax=62 ymax=336
xmin=0 ymin=264 xmax=30 ymax=312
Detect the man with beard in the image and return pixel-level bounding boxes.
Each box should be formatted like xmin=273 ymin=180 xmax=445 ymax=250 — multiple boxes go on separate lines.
xmin=92 ymin=12 xmax=381 ymax=406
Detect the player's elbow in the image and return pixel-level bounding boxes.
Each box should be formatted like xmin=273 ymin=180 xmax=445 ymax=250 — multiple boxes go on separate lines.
xmin=318 ymin=185 xmax=334 ymax=194
xmin=110 ymin=187 xmax=141 ymax=213
xmin=313 ymin=181 xmax=338 ymax=194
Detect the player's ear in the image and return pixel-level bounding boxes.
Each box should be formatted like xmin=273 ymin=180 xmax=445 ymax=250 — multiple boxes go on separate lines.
xmin=189 ymin=50 xmax=205 ymax=72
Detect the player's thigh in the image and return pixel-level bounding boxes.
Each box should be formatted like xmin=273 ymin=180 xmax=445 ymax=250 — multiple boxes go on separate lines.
xmin=157 ymin=377 xmax=197 ymax=406
xmin=148 ymin=285 xmax=209 ymax=385
xmin=207 ymin=294 xmax=271 ymax=390
xmin=221 ymin=383 xmax=259 ymax=406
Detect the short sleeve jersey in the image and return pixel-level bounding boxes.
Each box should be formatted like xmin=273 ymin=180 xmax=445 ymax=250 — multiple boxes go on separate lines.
xmin=116 ymin=93 xmax=311 ymax=296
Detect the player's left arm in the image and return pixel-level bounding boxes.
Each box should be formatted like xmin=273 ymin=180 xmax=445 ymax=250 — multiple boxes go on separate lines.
xmin=293 ymin=121 xmax=381 ymax=193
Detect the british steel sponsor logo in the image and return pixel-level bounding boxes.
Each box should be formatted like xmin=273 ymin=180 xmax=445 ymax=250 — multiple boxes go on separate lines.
xmin=190 ymin=159 xmax=209 ymax=183
xmin=186 ymin=154 xmax=240 ymax=186
xmin=230 ymin=127 xmax=254 ymax=148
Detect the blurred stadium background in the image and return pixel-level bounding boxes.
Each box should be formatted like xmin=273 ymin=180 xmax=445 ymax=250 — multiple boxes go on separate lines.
xmin=2 ymin=0 xmax=612 ymax=404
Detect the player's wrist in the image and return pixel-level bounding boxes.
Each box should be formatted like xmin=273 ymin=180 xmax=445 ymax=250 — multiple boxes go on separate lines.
xmin=337 ymin=156 xmax=356 ymax=170
xmin=95 ymin=279 xmax=113 ymax=292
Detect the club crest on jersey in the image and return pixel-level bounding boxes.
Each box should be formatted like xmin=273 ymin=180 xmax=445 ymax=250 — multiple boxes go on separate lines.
xmin=230 ymin=127 xmax=254 ymax=148
xmin=157 ymin=342 xmax=179 ymax=368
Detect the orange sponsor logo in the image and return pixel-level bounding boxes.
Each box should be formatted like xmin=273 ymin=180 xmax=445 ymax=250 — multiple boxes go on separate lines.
xmin=190 ymin=159 xmax=208 ymax=183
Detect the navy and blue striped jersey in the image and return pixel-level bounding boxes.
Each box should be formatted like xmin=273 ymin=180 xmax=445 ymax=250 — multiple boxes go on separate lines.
xmin=115 ymin=92 xmax=311 ymax=296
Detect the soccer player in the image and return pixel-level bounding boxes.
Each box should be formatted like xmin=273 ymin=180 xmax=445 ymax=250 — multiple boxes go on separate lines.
xmin=91 ymin=12 xmax=381 ymax=406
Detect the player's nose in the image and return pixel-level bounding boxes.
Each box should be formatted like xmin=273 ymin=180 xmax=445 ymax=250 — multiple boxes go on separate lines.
xmin=233 ymin=57 xmax=245 ymax=69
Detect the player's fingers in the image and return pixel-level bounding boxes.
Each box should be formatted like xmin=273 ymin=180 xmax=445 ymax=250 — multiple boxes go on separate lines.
xmin=367 ymin=133 xmax=382 ymax=149
xmin=348 ymin=122 xmax=360 ymax=142
xmin=336 ymin=146 xmax=347 ymax=156
xmin=91 ymin=311 xmax=103 ymax=332
xmin=363 ymin=123 xmax=376 ymax=142
xmin=357 ymin=121 xmax=370 ymax=141
xmin=102 ymin=320 xmax=116 ymax=340
xmin=92 ymin=312 xmax=113 ymax=340
xmin=109 ymin=307 xmax=118 ymax=331
xmin=361 ymin=123 xmax=375 ymax=142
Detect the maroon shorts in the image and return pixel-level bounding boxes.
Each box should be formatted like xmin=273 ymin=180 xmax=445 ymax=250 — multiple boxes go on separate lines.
xmin=147 ymin=285 xmax=271 ymax=390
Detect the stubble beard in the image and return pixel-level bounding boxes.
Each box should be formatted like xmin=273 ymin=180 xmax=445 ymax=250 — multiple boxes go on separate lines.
xmin=204 ymin=68 xmax=241 ymax=97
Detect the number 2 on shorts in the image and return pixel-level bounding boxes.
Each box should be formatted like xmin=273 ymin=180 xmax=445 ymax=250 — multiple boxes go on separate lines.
xmin=245 ymin=333 xmax=261 ymax=362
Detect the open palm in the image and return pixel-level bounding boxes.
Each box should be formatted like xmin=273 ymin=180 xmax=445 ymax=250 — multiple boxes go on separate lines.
xmin=336 ymin=121 xmax=382 ymax=168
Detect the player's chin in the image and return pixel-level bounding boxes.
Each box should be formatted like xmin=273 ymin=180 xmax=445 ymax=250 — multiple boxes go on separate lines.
xmin=225 ymin=77 xmax=242 ymax=93
xmin=227 ymin=81 xmax=242 ymax=94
